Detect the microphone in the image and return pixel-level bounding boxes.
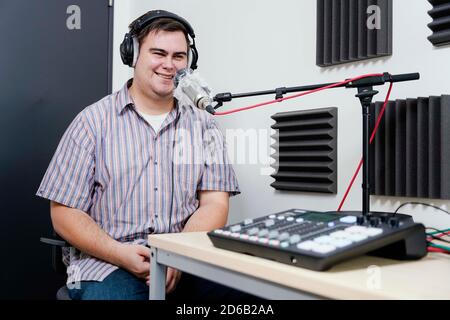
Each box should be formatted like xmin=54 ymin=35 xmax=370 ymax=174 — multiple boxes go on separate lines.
xmin=173 ymin=68 xmax=215 ymax=114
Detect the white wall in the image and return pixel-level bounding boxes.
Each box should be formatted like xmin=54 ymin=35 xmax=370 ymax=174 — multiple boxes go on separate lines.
xmin=113 ymin=0 xmax=450 ymax=229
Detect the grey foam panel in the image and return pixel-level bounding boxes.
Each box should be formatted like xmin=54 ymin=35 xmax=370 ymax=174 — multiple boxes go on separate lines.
xmin=369 ymin=95 xmax=450 ymax=199
xmin=427 ymin=0 xmax=450 ymax=46
xmin=317 ymin=0 xmax=392 ymax=67
xmin=270 ymin=107 xmax=338 ymax=194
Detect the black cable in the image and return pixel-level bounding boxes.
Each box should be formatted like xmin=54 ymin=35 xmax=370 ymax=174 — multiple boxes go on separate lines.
xmin=426 ymin=227 xmax=450 ymax=234
xmin=427 ymin=234 xmax=450 ymax=244
xmin=394 ymin=201 xmax=450 ymax=215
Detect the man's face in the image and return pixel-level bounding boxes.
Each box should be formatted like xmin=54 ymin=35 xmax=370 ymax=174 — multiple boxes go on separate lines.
xmin=134 ymin=29 xmax=188 ymax=99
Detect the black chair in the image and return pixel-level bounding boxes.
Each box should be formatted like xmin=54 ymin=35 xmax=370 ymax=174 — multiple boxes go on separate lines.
xmin=40 ymin=233 xmax=72 ymax=300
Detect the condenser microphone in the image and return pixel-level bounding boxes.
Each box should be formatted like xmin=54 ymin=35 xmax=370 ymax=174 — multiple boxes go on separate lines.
xmin=173 ymin=68 xmax=215 ymax=114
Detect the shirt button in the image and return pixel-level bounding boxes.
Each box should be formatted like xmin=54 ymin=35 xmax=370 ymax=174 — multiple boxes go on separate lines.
xmin=154 ymin=161 xmax=158 ymax=165
xmin=154 ymin=187 xmax=158 ymax=191
xmin=154 ymin=213 xmax=158 ymax=218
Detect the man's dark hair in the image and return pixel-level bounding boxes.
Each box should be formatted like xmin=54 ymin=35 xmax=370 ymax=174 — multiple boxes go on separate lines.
xmin=136 ymin=18 xmax=190 ymax=48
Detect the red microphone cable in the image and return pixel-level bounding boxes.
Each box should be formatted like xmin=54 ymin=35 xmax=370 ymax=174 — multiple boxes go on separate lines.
xmin=214 ymin=73 xmax=384 ymax=116
xmin=212 ymin=73 xmax=393 ymax=212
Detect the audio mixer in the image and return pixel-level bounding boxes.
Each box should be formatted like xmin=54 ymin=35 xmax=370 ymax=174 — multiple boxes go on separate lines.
xmin=207 ymin=209 xmax=427 ymax=271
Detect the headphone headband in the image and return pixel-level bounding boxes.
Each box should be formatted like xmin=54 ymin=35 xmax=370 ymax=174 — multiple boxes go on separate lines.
xmin=120 ymin=10 xmax=198 ymax=69
xmin=129 ymin=10 xmax=195 ymax=39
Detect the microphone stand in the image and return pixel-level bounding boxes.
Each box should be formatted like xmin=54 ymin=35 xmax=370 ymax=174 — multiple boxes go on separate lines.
xmin=213 ymin=72 xmax=420 ymax=221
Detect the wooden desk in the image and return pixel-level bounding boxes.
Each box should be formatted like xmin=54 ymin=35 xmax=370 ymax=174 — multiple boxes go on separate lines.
xmin=148 ymin=232 xmax=450 ymax=300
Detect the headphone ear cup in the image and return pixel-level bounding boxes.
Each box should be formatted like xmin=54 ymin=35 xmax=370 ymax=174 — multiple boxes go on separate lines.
xmin=132 ymin=37 xmax=139 ymax=68
xmin=189 ymin=44 xmax=198 ymax=70
xmin=120 ymin=33 xmax=134 ymax=67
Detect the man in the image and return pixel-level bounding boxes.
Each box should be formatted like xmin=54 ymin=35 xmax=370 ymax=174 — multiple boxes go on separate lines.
xmin=37 ymin=10 xmax=241 ymax=300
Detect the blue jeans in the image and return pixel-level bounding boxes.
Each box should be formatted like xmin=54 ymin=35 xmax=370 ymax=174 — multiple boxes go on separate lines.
xmin=68 ymin=268 xmax=261 ymax=301
xmin=68 ymin=269 xmax=148 ymax=300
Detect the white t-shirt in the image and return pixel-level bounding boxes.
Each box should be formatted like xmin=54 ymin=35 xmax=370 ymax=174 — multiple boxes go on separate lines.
xmin=137 ymin=111 xmax=169 ymax=133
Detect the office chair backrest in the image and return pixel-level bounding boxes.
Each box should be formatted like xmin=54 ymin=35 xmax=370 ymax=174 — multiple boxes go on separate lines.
xmin=40 ymin=232 xmax=71 ymax=300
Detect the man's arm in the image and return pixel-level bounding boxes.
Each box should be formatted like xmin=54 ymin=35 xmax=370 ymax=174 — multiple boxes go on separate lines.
xmin=50 ymin=201 xmax=150 ymax=279
xmin=182 ymin=190 xmax=229 ymax=232
xmin=163 ymin=190 xmax=230 ymax=292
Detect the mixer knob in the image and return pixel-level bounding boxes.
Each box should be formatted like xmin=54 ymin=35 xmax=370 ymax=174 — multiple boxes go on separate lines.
xmin=380 ymin=213 xmax=391 ymax=223
xmin=369 ymin=216 xmax=381 ymax=227
xmin=356 ymin=216 xmax=366 ymax=225
xmin=388 ymin=217 xmax=400 ymax=228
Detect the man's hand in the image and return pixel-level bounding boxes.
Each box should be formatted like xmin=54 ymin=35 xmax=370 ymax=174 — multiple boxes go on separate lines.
xmin=115 ymin=244 xmax=151 ymax=279
xmin=166 ymin=267 xmax=182 ymax=293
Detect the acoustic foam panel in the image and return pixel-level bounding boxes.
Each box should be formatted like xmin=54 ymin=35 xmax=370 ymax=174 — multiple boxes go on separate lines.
xmin=317 ymin=0 xmax=392 ymax=67
xmin=369 ymin=95 xmax=450 ymax=199
xmin=270 ymin=107 xmax=338 ymax=194
xmin=427 ymin=0 xmax=450 ymax=46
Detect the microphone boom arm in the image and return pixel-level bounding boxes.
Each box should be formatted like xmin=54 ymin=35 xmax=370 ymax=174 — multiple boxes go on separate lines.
xmin=212 ymin=72 xmax=420 ymax=109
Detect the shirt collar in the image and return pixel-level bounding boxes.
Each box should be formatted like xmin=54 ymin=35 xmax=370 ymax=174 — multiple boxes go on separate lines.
xmin=116 ymin=78 xmax=185 ymax=124
xmin=116 ymin=78 xmax=135 ymax=115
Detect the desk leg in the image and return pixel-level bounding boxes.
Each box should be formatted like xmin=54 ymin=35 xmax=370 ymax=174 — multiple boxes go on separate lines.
xmin=149 ymin=247 xmax=167 ymax=300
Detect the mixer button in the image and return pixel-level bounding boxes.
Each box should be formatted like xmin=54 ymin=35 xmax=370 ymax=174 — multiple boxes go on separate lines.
xmin=296 ymin=240 xmax=316 ymax=251
xmin=268 ymin=230 xmax=279 ymax=239
xmin=331 ymin=238 xmax=352 ymax=248
xmin=347 ymin=233 xmax=368 ymax=242
xmin=330 ymin=231 xmax=347 ymax=239
xmin=289 ymin=234 xmax=302 ymax=244
xmin=363 ymin=228 xmax=383 ymax=237
xmin=314 ymin=236 xmax=332 ymax=245
xmin=345 ymin=226 xmax=367 ymax=234
xmin=280 ymin=241 xmax=289 ymax=248
xmin=264 ymin=219 xmax=275 ymax=227
xmin=278 ymin=232 xmax=290 ymax=241
xmin=340 ymin=216 xmax=357 ymax=224
xmin=269 ymin=240 xmax=280 ymax=246
xmin=230 ymin=225 xmax=241 ymax=232
xmin=312 ymin=244 xmax=336 ymax=254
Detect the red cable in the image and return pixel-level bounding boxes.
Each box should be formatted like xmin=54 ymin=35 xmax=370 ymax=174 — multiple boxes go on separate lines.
xmin=427 ymin=231 xmax=450 ymax=241
xmin=337 ymin=82 xmax=394 ymax=211
xmin=212 ymin=73 xmax=393 ymax=212
xmin=427 ymin=247 xmax=450 ymax=253
xmin=214 ymin=73 xmax=384 ymax=116
xmin=432 ymin=231 xmax=450 ymax=238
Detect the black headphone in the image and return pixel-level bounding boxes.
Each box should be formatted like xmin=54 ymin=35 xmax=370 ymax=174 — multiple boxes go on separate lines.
xmin=120 ymin=10 xmax=198 ymax=70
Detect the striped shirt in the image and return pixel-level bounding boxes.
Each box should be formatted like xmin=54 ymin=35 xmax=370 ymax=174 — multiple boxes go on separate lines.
xmin=36 ymin=79 xmax=240 ymax=284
